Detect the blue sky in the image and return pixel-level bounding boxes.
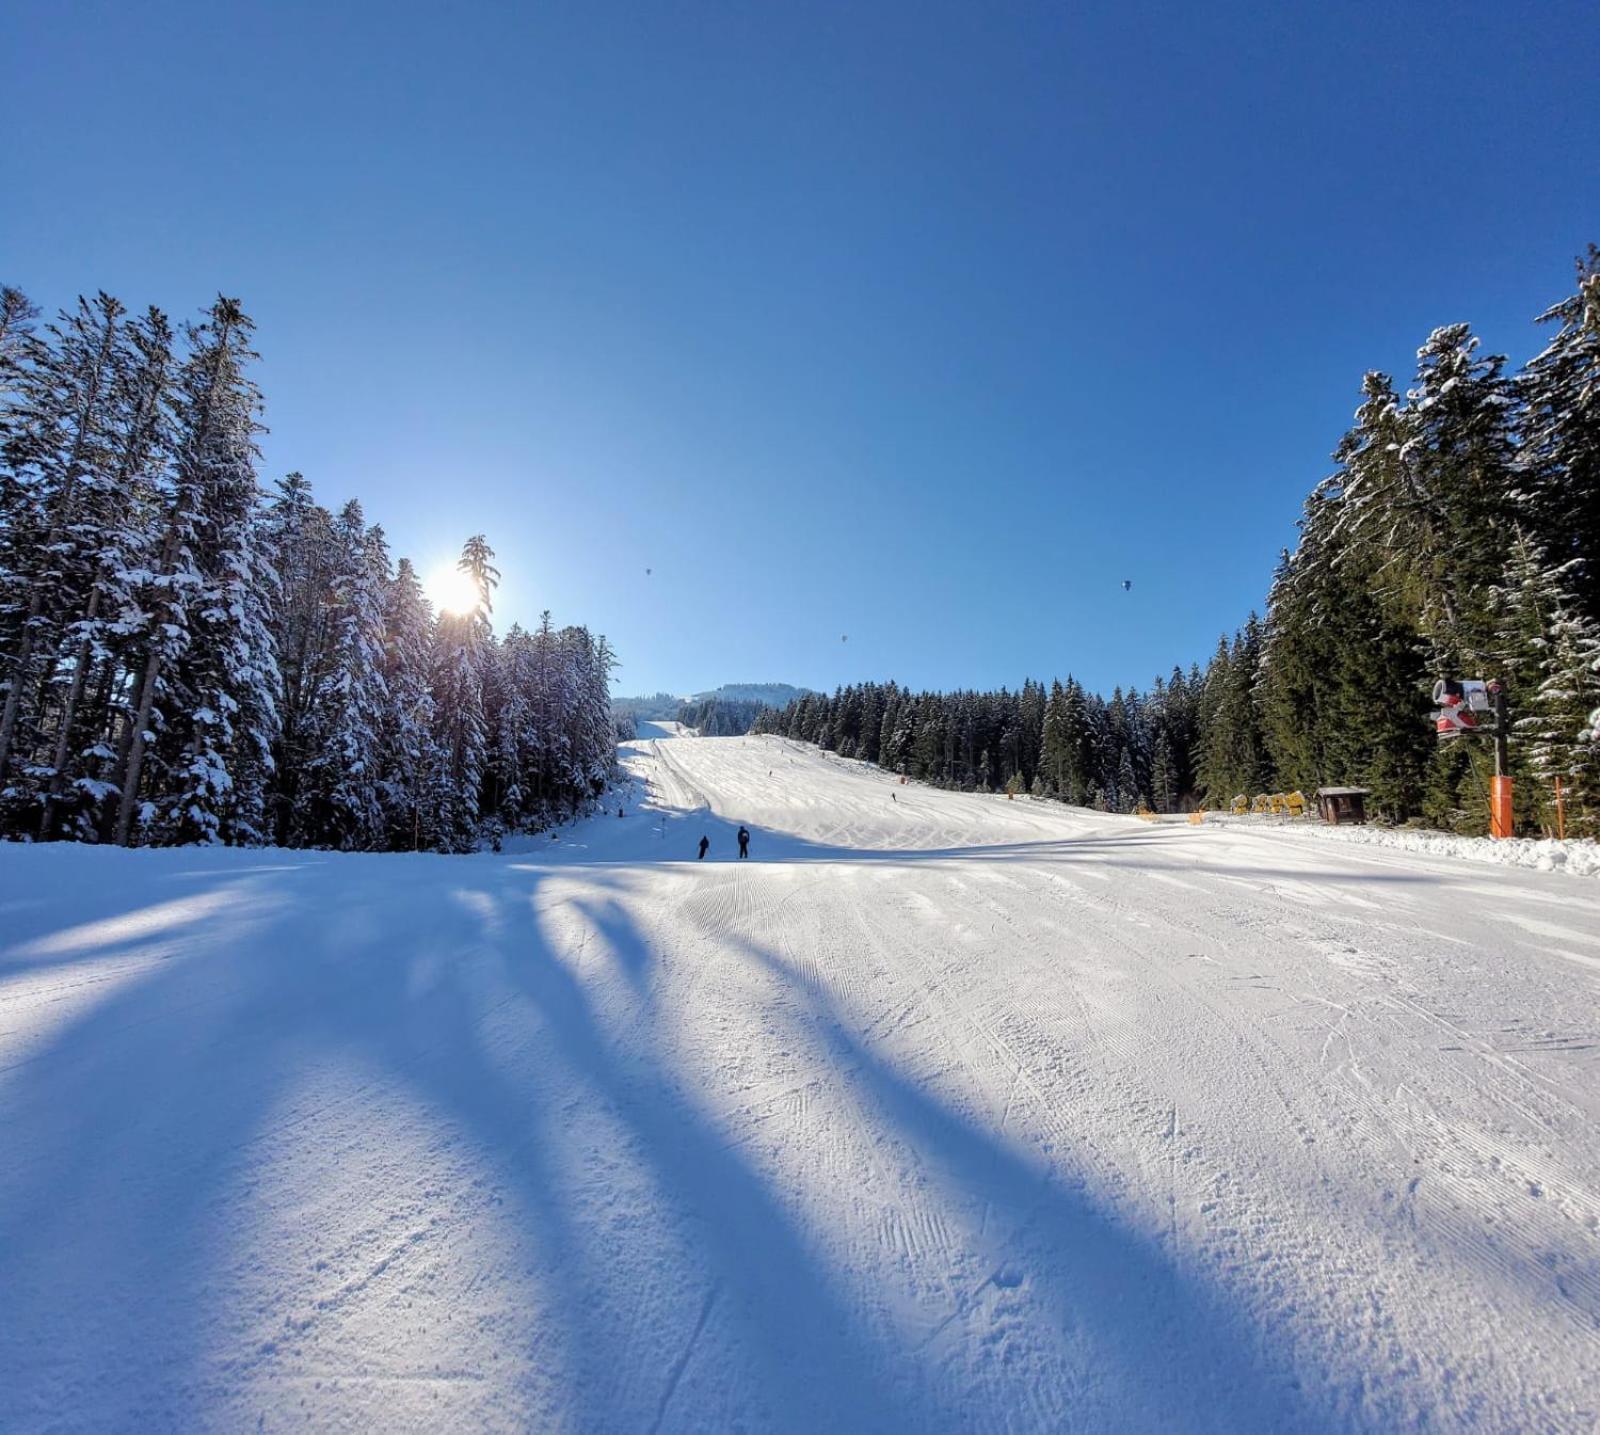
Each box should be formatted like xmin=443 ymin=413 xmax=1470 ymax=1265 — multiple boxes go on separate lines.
xmin=4 ymin=1 xmax=1597 ymax=698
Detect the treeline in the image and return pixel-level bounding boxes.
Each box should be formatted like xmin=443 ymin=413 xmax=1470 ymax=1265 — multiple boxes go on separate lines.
xmin=679 ymin=696 xmax=768 ymax=735
xmin=0 ymin=288 xmax=616 ymax=850
xmin=753 ymin=676 xmax=1202 ymax=811
xmin=759 ymin=250 xmax=1600 ymax=836
xmin=611 ymin=691 xmax=683 ymax=723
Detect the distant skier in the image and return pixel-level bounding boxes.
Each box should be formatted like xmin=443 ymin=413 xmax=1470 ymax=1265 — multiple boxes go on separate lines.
xmin=891 ymin=792 xmax=897 ymax=803
xmin=737 ymin=826 xmax=750 ymax=859
xmin=697 ymin=834 xmax=710 ymax=861
xmin=617 ymin=806 xmax=624 ymax=818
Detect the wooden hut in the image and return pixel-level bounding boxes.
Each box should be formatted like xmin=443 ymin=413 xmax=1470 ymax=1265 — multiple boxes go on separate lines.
xmin=1315 ymin=787 xmax=1370 ymax=825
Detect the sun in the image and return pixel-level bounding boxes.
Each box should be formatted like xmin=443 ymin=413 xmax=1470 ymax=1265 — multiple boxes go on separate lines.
xmin=427 ymin=564 xmax=480 ymax=616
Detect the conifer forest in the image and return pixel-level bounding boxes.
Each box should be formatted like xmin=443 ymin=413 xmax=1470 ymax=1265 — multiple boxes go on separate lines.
xmin=0 ymin=291 xmax=617 ymax=850
xmin=755 ymin=250 xmax=1600 ymax=837
xmin=4 ymin=253 xmax=1599 ymax=849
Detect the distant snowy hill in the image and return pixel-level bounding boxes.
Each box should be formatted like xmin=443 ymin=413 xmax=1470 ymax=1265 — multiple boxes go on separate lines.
xmin=688 ymin=682 xmax=811 ymax=707
xmin=679 ymin=685 xmax=814 ymax=736
xmin=613 ymin=683 xmax=811 ymax=722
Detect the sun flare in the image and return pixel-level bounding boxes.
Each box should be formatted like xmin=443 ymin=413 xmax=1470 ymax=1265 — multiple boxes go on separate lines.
xmin=427 ymin=564 xmax=480 ymax=615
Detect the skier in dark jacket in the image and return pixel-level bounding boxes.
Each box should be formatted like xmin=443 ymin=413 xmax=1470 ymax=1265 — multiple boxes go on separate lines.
xmin=737 ymin=826 xmax=750 ymax=859
xmin=697 ymin=834 xmax=710 ymax=860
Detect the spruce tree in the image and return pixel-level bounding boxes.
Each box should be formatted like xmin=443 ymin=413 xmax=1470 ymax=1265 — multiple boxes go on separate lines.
xmin=291 ymin=502 xmax=389 ymax=847
xmin=1525 ymin=608 xmax=1600 ymax=835
xmin=0 ymin=294 xmax=128 ymax=805
xmin=378 ymin=556 xmax=440 ymax=849
xmin=1520 ymin=246 xmax=1600 ymax=622
xmin=154 ymin=298 xmax=281 ymax=845
xmin=430 ymin=536 xmax=498 ymax=849
xmin=1400 ymin=326 xmax=1521 ymax=666
xmin=36 ymin=306 xmax=177 ymax=838
xmin=1151 ymin=729 xmax=1178 ymax=813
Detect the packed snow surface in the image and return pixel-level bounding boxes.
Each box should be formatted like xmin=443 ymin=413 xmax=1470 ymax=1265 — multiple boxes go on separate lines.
xmin=3 ymin=726 xmax=1598 ymax=1432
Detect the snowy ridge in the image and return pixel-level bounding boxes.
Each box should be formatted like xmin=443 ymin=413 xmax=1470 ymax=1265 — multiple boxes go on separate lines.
xmin=2 ymin=728 xmax=1598 ymax=1432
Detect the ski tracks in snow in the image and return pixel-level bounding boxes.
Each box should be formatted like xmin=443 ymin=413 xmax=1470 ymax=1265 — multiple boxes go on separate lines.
xmin=1 ymin=731 xmax=1598 ymax=1431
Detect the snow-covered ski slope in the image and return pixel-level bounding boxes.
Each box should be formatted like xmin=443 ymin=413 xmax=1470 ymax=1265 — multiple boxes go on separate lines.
xmin=3 ymin=726 xmax=1598 ymax=1433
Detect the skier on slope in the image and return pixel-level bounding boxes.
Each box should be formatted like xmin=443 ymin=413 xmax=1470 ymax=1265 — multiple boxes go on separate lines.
xmin=737 ymin=826 xmax=750 ymax=859
xmin=697 ymin=834 xmax=710 ymax=861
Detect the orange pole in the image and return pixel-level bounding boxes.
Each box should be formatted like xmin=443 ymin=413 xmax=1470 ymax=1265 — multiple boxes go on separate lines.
xmin=1488 ymin=681 xmax=1513 ymax=840
xmin=1490 ymin=775 xmax=1514 ymax=840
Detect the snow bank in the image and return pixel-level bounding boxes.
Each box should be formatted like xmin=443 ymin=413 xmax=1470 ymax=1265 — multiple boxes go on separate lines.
xmin=1214 ymin=815 xmax=1600 ymax=878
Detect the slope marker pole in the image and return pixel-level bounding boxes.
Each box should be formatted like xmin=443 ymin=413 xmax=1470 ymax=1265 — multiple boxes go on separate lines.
xmin=1489 ymin=680 xmax=1513 ymax=841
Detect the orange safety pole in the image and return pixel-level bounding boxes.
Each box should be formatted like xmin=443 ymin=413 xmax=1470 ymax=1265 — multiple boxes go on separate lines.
xmin=1488 ymin=681 xmax=1513 ymax=840
xmin=1490 ymin=775 xmax=1514 ymax=840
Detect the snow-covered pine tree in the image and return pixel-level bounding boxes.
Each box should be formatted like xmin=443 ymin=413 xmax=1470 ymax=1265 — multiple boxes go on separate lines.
xmin=528 ymin=610 xmax=563 ymax=815
xmin=584 ymin=632 xmax=619 ymax=794
xmin=1260 ymin=436 xmax=1434 ymax=821
xmin=1400 ymin=326 xmax=1521 ymax=667
xmin=1 ymin=282 xmax=621 ymax=850
xmin=1151 ymin=729 xmax=1178 ymax=813
xmin=152 ymin=299 xmax=281 ymax=845
xmin=430 ymin=535 xmax=497 ymax=849
xmin=1526 ymin=608 xmax=1600 ymax=836
xmin=377 ymin=556 xmax=439 ymax=849
xmin=1116 ymin=747 xmax=1141 ymax=813
xmin=1122 ymin=687 xmax=1153 ymax=800
xmin=0 ymin=287 xmax=39 ymax=404
xmin=1018 ymin=679 xmax=1045 ymax=791
xmin=489 ymin=623 xmax=537 ymax=829
xmin=1519 ymin=245 xmax=1600 ymax=623
xmin=1196 ymin=634 xmax=1235 ymax=801
xmin=0 ymin=289 xmax=39 ymax=655
xmin=879 ymin=689 xmax=909 ymax=773
xmin=290 ymin=501 xmax=389 ymax=847
xmin=0 ymin=294 xmax=128 ymax=815
xmin=1492 ymin=531 xmax=1600 ymax=834
xmin=1197 ymin=618 xmax=1272 ymax=803
xmin=37 ymin=306 xmax=177 ymax=839
xmin=1166 ymin=666 xmax=1200 ymax=804
xmin=262 ymin=473 xmax=336 ymax=841
xmin=1325 ymin=371 xmax=1416 ymax=617
xmin=1038 ymin=679 xmax=1067 ymax=796
xmin=555 ymin=626 xmax=596 ymax=807
xmin=1062 ymin=679 xmax=1091 ymax=805
xmin=858 ymin=682 xmax=884 ymax=765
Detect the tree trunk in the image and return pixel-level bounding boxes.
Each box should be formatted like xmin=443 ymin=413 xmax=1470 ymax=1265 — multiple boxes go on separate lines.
xmin=111 ymin=639 xmax=165 ymax=847
xmin=37 ymin=587 xmax=103 ymax=838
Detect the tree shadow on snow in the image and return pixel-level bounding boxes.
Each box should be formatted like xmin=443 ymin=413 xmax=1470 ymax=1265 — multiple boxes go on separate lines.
xmin=0 ymin=841 xmax=1432 ymax=1432
xmin=724 ymin=928 xmax=1341 ymax=1431
xmin=0 ymin=855 xmax=942 ymax=1430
